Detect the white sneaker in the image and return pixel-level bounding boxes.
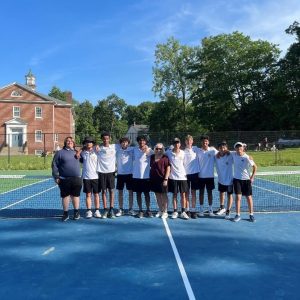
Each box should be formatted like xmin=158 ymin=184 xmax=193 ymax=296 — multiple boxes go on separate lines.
xmin=161 ymin=212 xmax=169 ymax=219
xmin=233 ymin=215 xmax=241 ymax=222
xmin=181 ymin=211 xmax=189 ymax=220
xmin=115 ymin=209 xmax=124 ymax=217
xmin=215 ymin=208 xmax=226 ymax=215
xmin=94 ymin=210 xmax=102 ymax=218
xmin=225 ymin=211 xmax=230 ymax=219
xmin=209 ymin=209 xmax=214 ymax=217
xmin=85 ymin=210 xmax=93 ymax=219
xmin=198 ymin=208 xmax=204 ymax=217
xmin=155 ymin=211 xmax=162 ymax=218
xmin=171 ymin=211 xmax=178 ymax=219
xmin=128 ymin=209 xmax=136 ymax=216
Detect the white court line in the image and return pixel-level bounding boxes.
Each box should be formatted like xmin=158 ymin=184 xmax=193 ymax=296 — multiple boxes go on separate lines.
xmin=42 ymin=247 xmax=55 ymax=256
xmin=254 ymin=185 xmax=300 ymax=201
xmin=0 ymin=185 xmax=57 ymax=210
xmin=162 ymin=218 xmax=196 ymax=300
xmin=0 ymin=178 xmax=52 ymax=195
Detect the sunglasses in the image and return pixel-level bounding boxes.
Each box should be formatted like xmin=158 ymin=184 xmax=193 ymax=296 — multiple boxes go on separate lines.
xmin=155 ymin=148 xmax=163 ymax=150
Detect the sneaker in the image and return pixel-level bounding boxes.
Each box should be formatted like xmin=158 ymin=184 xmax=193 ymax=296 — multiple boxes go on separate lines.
xmin=161 ymin=212 xmax=169 ymax=219
xmin=233 ymin=215 xmax=241 ymax=222
xmin=249 ymin=215 xmax=256 ymax=223
xmin=73 ymin=211 xmax=80 ymax=220
xmin=108 ymin=209 xmax=116 ymax=218
xmin=145 ymin=210 xmax=153 ymax=218
xmin=186 ymin=211 xmax=191 ymax=218
xmin=171 ymin=211 xmax=178 ymax=219
xmin=155 ymin=211 xmax=162 ymax=218
xmin=94 ymin=210 xmax=102 ymax=218
xmin=115 ymin=209 xmax=124 ymax=217
xmin=137 ymin=211 xmax=144 ymax=218
xmin=208 ymin=209 xmax=214 ymax=217
xmin=180 ymin=211 xmax=189 ymax=220
xmin=85 ymin=210 xmax=93 ymax=219
xmin=61 ymin=212 xmax=69 ymax=222
xmin=225 ymin=211 xmax=231 ymax=220
xmin=215 ymin=208 xmax=226 ymax=215
xmin=198 ymin=209 xmax=204 ymax=217
xmin=191 ymin=212 xmax=197 ymax=219
xmin=102 ymin=210 xmax=108 ymax=219
xmin=128 ymin=209 xmax=136 ymax=216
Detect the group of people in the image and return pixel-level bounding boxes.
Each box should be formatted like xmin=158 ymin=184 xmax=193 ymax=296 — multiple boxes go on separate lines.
xmin=51 ymin=133 xmax=257 ymax=223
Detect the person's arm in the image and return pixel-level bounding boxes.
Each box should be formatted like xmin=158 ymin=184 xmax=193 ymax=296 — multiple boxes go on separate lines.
xmin=249 ymin=156 xmax=257 ymax=183
xmin=163 ymin=165 xmax=171 ymax=187
xmin=51 ymin=151 xmax=60 ymax=184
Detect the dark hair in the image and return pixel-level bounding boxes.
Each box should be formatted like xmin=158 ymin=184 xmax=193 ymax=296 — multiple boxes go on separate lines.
xmin=63 ymin=136 xmax=75 ymax=148
xmin=101 ymin=131 xmax=111 ymax=138
xmin=218 ymin=141 xmax=227 ymax=147
xmin=136 ymin=135 xmax=148 ymax=143
xmin=201 ymin=135 xmax=209 ymax=141
xmin=119 ymin=137 xmax=130 ymax=144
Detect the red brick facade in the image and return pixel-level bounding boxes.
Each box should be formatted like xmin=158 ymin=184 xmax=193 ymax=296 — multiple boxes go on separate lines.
xmin=0 ymin=82 xmax=75 ymax=155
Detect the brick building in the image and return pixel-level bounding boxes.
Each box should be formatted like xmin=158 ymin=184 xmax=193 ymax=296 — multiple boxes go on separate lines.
xmin=0 ymin=71 xmax=75 ymax=155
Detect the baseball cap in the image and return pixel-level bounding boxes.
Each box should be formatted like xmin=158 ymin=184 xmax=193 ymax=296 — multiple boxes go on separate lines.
xmin=173 ymin=137 xmax=181 ymax=144
xmin=234 ymin=142 xmax=243 ymax=148
xmin=83 ymin=136 xmax=95 ymax=144
xmin=218 ymin=141 xmax=228 ymax=147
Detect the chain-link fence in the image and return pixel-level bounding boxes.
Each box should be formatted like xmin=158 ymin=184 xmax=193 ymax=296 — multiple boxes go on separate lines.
xmin=0 ymin=131 xmax=299 ymax=169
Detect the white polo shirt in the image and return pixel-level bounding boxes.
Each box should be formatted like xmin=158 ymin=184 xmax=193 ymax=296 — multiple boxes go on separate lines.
xmin=166 ymin=150 xmax=187 ymax=180
xmin=198 ymin=147 xmax=218 ymax=178
xmin=116 ymin=146 xmax=134 ymax=175
xmin=96 ymin=144 xmax=118 ymax=173
xmin=184 ymin=146 xmax=200 ymax=175
xmin=132 ymin=147 xmax=153 ymax=179
xmin=215 ymin=152 xmax=233 ymax=185
xmin=231 ymin=152 xmax=255 ymax=180
xmin=81 ymin=148 xmax=98 ymax=180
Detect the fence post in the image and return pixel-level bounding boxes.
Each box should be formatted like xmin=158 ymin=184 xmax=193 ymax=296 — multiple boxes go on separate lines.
xmin=43 ymin=133 xmax=46 ymax=169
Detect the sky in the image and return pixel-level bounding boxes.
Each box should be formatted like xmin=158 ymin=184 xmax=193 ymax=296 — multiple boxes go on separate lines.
xmin=0 ymin=0 xmax=299 ymax=106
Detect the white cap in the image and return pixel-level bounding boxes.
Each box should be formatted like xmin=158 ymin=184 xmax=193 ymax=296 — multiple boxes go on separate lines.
xmin=234 ymin=142 xmax=243 ymax=148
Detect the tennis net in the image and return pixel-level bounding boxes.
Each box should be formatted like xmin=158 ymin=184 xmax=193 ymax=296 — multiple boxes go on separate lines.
xmin=0 ymin=171 xmax=299 ymax=218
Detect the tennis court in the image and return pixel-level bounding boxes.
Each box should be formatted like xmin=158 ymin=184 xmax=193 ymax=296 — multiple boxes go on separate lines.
xmin=0 ymin=171 xmax=299 ymax=299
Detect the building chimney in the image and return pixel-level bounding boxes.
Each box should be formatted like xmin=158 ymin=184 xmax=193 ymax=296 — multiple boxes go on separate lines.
xmin=64 ymin=91 xmax=73 ymax=104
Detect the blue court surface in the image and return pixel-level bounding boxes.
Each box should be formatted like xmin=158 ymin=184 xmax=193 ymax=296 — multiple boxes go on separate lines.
xmin=0 ymin=212 xmax=300 ymax=300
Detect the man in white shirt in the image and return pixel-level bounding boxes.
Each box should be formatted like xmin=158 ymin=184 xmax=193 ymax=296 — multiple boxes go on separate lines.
xmin=183 ymin=135 xmax=200 ymax=219
xmin=231 ymin=142 xmax=257 ymax=222
xmin=197 ymin=135 xmax=218 ymax=216
xmin=116 ymin=137 xmax=135 ymax=216
xmin=80 ymin=136 xmax=101 ymax=219
xmin=166 ymin=138 xmax=189 ymax=220
xmin=96 ymin=132 xmax=118 ymax=218
xmin=215 ymin=141 xmax=233 ymax=219
xmin=132 ymin=135 xmax=153 ymax=218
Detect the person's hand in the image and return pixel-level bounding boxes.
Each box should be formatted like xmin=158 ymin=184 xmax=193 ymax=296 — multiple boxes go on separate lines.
xmin=163 ymin=179 xmax=168 ymax=187
xmin=55 ymin=178 xmax=60 ymax=185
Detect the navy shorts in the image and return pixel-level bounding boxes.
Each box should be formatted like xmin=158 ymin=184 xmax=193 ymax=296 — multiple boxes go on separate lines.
xmin=168 ymin=179 xmax=189 ymax=194
xmin=186 ymin=173 xmax=200 ymax=190
xmin=218 ymin=183 xmax=233 ymax=194
xmin=233 ymin=179 xmax=252 ymax=196
xmin=98 ymin=172 xmax=115 ymax=192
xmin=199 ymin=177 xmax=215 ymax=191
xmin=132 ymin=178 xmax=151 ymax=193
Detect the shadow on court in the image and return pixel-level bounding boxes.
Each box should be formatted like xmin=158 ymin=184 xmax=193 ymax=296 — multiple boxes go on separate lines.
xmin=0 ymin=213 xmax=299 ymax=300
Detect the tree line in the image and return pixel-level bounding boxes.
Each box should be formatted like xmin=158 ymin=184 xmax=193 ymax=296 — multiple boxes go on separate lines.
xmin=49 ymin=21 xmax=300 ymax=142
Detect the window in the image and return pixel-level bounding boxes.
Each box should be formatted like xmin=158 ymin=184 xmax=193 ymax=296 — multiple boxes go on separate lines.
xmin=35 ymin=107 xmax=42 ymax=118
xmin=13 ymin=106 xmax=20 ymax=117
xmin=54 ymin=133 xmax=59 ymax=142
xmin=35 ymin=150 xmax=43 ymax=156
xmin=11 ymin=90 xmax=22 ymax=97
xmin=35 ymin=130 xmax=43 ymax=142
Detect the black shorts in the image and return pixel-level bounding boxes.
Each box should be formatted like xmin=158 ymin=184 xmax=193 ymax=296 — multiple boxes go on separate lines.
xmin=199 ymin=177 xmax=215 ymax=191
xmin=83 ymin=179 xmax=99 ymax=194
xmin=59 ymin=177 xmax=82 ymax=198
xmin=132 ymin=178 xmax=151 ymax=193
xmin=98 ymin=172 xmax=115 ymax=192
xmin=186 ymin=173 xmax=200 ymax=190
xmin=150 ymin=179 xmax=168 ymax=193
xmin=168 ymin=179 xmax=189 ymax=194
xmin=116 ymin=174 xmax=133 ymax=190
xmin=233 ymin=179 xmax=252 ymax=196
xmin=218 ymin=183 xmax=233 ymax=194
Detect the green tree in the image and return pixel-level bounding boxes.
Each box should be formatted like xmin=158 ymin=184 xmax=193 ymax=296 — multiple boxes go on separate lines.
xmin=152 ymin=37 xmax=197 ymax=130
xmin=123 ymin=101 xmax=155 ymax=126
xmin=48 ymin=86 xmax=67 ymax=101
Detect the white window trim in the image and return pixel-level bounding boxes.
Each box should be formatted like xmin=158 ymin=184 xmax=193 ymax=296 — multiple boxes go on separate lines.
xmin=35 ymin=130 xmax=43 ymax=142
xmin=35 ymin=150 xmax=43 ymax=156
xmin=35 ymin=106 xmax=42 ymax=119
xmin=11 ymin=90 xmax=22 ymax=97
xmin=13 ymin=106 xmax=20 ymax=118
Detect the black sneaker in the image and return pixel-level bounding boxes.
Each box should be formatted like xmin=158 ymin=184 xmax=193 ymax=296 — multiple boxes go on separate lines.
xmin=109 ymin=209 xmax=116 ymax=219
xmin=191 ymin=212 xmax=197 ymax=219
xmin=73 ymin=210 xmax=80 ymax=220
xmin=186 ymin=211 xmax=191 ymax=218
xmin=145 ymin=210 xmax=153 ymax=218
xmin=62 ymin=212 xmax=69 ymax=222
xmin=249 ymin=215 xmax=256 ymax=222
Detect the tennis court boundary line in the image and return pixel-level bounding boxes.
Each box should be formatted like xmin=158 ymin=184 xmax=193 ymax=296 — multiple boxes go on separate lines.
xmin=0 ymin=185 xmax=57 ymax=210
xmin=162 ymin=218 xmax=196 ymax=300
xmin=254 ymin=185 xmax=300 ymax=201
